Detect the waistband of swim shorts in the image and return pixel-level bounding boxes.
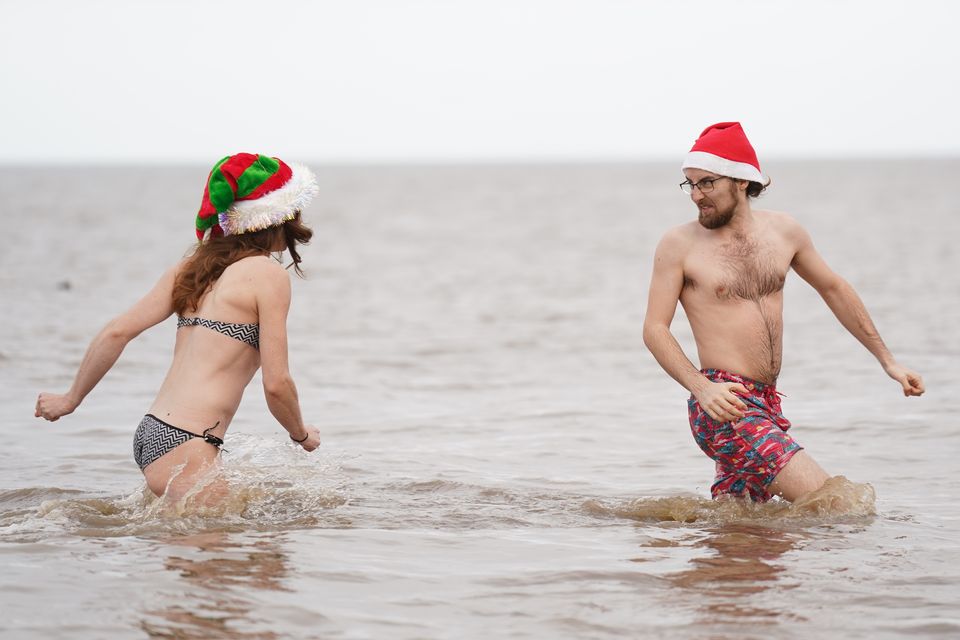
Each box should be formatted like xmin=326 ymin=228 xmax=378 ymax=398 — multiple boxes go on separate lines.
xmin=700 ymin=368 xmax=780 ymax=395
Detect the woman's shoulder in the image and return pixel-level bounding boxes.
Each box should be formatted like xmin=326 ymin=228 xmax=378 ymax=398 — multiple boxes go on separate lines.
xmin=224 ymin=255 xmax=289 ymax=281
xmin=227 ymin=254 xmax=283 ymax=270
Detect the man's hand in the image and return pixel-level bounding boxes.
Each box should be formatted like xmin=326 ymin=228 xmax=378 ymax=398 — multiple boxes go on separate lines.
xmin=35 ymin=392 xmax=78 ymax=422
xmin=884 ymin=363 xmax=925 ymax=397
xmin=294 ymin=425 xmax=322 ymax=452
xmin=694 ymin=382 xmax=749 ymax=423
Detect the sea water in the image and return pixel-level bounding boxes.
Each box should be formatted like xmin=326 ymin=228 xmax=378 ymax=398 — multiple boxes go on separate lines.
xmin=1 ymin=161 xmax=957 ymax=638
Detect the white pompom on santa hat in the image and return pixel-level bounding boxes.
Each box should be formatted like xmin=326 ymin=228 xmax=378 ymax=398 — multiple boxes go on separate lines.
xmin=681 ymin=122 xmax=769 ymax=185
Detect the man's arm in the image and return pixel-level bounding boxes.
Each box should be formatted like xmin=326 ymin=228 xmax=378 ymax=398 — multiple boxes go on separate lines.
xmin=789 ymin=220 xmax=924 ymax=396
xmin=256 ymin=262 xmax=320 ymax=451
xmin=643 ymin=230 xmax=748 ymax=421
xmin=35 ymin=263 xmax=182 ymax=421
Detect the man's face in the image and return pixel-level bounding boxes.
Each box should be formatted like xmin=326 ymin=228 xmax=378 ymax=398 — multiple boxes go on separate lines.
xmin=682 ymin=169 xmax=741 ymax=229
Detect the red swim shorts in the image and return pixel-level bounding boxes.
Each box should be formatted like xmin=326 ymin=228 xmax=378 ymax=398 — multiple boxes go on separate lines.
xmin=687 ymin=369 xmax=802 ymax=502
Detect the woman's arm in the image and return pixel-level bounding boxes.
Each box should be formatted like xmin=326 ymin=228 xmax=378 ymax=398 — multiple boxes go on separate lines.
xmin=35 ymin=263 xmax=182 ymax=421
xmin=256 ymin=262 xmax=321 ymax=451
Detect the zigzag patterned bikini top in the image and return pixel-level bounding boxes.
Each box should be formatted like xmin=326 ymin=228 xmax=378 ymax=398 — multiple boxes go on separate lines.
xmin=177 ymin=316 xmax=260 ymax=350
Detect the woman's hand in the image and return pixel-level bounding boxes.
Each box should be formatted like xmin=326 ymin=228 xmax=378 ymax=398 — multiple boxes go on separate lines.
xmin=292 ymin=425 xmax=321 ymax=452
xmin=35 ymin=392 xmax=79 ymax=422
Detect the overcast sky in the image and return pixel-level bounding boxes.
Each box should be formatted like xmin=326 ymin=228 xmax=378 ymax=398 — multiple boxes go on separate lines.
xmin=2 ymin=1 xmax=958 ymax=163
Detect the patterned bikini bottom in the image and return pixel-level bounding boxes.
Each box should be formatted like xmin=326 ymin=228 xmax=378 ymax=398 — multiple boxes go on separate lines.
xmin=132 ymin=414 xmax=224 ymax=471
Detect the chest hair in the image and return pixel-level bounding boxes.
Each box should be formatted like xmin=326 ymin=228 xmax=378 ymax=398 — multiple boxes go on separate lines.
xmin=714 ymin=233 xmax=786 ymax=301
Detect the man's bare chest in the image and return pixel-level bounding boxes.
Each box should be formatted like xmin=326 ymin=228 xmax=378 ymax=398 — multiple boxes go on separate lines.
xmin=682 ymin=233 xmax=792 ymax=302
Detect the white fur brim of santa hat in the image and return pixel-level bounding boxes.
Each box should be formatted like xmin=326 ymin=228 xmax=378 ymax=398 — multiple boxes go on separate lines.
xmin=681 ymin=122 xmax=769 ymax=185
xmin=218 ymin=164 xmax=318 ymax=237
xmin=196 ymin=153 xmax=319 ymax=242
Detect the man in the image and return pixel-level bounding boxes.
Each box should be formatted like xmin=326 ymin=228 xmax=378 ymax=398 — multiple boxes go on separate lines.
xmin=642 ymin=122 xmax=924 ymax=502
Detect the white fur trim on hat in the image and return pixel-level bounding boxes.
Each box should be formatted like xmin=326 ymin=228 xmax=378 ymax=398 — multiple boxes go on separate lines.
xmin=682 ymin=151 xmax=768 ymax=185
xmin=218 ymin=163 xmax=318 ymax=236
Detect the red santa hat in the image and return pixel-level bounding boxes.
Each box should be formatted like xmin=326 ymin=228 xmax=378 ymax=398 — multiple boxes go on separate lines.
xmin=681 ymin=122 xmax=768 ymax=185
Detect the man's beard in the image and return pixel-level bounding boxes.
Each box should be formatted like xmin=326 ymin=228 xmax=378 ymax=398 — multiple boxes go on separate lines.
xmin=698 ymin=204 xmax=735 ymax=229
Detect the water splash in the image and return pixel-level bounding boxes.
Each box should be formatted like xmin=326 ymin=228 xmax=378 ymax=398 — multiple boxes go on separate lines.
xmin=590 ymin=476 xmax=876 ymax=525
xmin=2 ymin=434 xmax=349 ymax=539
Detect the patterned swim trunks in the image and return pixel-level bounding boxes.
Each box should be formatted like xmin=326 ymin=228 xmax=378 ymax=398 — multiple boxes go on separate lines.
xmin=687 ymin=369 xmax=802 ymax=502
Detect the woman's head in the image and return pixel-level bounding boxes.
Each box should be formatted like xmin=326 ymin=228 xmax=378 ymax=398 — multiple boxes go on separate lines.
xmin=195 ymin=153 xmax=318 ymax=241
xmin=172 ymin=154 xmax=317 ymax=315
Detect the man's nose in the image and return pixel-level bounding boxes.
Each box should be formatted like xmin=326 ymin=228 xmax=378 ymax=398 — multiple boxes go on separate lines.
xmin=691 ymin=187 xmax=705 ymax=202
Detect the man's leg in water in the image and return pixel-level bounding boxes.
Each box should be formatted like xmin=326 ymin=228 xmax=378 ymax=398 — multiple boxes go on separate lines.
xmin=768 ymin=450 xmax=830 ymax=502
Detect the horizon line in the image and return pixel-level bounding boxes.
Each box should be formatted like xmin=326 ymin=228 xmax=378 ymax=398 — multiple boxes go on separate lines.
xmin=2 ymin=153 xmax=958 ymax=168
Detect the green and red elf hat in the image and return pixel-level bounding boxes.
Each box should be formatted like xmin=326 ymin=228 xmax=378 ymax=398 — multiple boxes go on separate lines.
xmin=195 ymin=153 xmax=318 ymax=241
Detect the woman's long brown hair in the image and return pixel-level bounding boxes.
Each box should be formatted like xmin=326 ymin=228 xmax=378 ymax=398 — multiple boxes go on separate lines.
xmin=172 ymin=213 xmax=314 ymax=315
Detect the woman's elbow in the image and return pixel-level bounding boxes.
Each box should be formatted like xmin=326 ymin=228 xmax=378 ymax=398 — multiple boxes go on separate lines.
xmin=262 ymin=374 xmax=293 ymax=398
xmin=103 ymin=318 xmax=139 ymax=342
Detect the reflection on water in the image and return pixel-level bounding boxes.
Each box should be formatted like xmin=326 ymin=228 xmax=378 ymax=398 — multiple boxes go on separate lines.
xmin=614 ymin=477 xmax=879 ymax=633
xmin=141 ymin=532 xmax=289 ymax=640
xmin=663 ymin=524 xmax=804 ymax=626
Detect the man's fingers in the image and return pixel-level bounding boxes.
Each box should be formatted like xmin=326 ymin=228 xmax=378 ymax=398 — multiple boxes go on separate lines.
xmin=909 ymin=375 xmax=925 ymax=395
xmin=900 ymin=373 xmax=925 ymax=396
xmin=707 ymin=405 xmax=740 ymax=423
xmin=905 ymin=381 xmax=924 ymax=396
xmin=721 ymin=396 xmax=746 ymax=415
xmin=726 ymin=384 xmax=749 ymax=410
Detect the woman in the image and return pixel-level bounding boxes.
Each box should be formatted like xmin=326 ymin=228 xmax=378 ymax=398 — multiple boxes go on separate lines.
xmin=35 ymin=153 xmax=322 ymax=499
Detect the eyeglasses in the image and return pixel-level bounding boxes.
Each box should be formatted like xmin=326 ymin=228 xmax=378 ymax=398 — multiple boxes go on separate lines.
xmin=679 ymin=176 xmax=731 ymax=195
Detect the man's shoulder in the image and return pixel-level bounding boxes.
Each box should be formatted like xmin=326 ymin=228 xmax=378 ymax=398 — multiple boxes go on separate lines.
xmin=651 ymin=223 xmax=700 ymax=266
xmin=658 ymin=221 xmax=700 ymax=245
xmin=755 ymin=208 xmax=801 ymax=229
xmin=754 ymin=209 xmax=810 ymax=242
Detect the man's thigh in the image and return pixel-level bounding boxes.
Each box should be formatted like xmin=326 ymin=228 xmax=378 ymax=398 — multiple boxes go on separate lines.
xmin=768 ymin=450 xmax=829 ymax=502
